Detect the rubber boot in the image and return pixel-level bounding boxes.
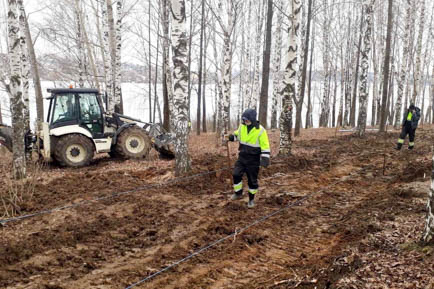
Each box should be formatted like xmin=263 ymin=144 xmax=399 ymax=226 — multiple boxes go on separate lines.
xmin=408 ymin=145 xmax=414 ymax=150
xmin=395 ymin=143 xmax=402 ymax=150
xmin=247 ymin=193 xmax=255 ymax=209
xmin=231 ymin=191 xmax=243 ymax=201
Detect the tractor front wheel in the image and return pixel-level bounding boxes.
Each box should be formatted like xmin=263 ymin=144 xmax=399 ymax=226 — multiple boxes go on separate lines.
xmin=54 ymin=134 xmax=95 ymax=167
xmin=115 ymin=126 xmax=151 ymax=159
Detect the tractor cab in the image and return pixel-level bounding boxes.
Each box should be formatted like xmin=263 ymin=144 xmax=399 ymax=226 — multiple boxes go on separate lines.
xmin=47 ymin=88 xmax=106 ymax=138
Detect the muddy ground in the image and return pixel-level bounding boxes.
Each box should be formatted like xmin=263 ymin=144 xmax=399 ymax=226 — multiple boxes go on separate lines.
xmin=1 ymin=127 xmax=433 ymax=289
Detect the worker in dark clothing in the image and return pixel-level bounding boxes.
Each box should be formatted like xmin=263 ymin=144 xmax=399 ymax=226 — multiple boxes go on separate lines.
xmin=225 ymin=108 xmax=270 ymax=208
xmin=396 ymin=104 xmax=421 ymax=150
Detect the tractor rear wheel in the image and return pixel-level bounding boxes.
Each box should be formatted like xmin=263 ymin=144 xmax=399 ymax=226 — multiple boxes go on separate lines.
xmin=115 ymin=126 xmax=151 ymax=159
xmin=54 ymin=134 xmax=95 ymax=167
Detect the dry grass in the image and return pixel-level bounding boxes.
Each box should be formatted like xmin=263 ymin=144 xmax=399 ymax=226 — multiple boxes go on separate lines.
xmin=0 ymin=152 xmax=43 ymax=218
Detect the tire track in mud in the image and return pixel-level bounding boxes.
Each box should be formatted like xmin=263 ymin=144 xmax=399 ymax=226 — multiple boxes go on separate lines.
xmin=0 ymin=155 xmax=315 ymax=288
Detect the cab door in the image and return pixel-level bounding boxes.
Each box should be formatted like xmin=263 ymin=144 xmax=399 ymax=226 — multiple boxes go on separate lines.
xmin=78 ymin=93 xmax=104 ymax=138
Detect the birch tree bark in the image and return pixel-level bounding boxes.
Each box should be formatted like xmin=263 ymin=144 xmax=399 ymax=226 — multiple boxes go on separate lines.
xmin=279 ymin=0 xmax=301 ymax=155
xmin=431 ymin=63 xmax=434 ymax=124
xmin=411 ymin=0 xmax=425 ymax=105
xmin=294 ymin=0 xmax=313 ymax=135
xmin=7 ymin=0 xmax=26 ymax=179
xmin=379 ymin=0 xmax=394 ymax=132
xmin=343 ymin=14 xmax=353 ymax=127
xmin=114 ymin=0 xmax=124 ymax=113
xmin=212 ymin=0 xmax=238 ymax=133
xmin=271 ymin=0 xmax=283 ymax=129
xmin=163 ymin=0 xmax=174 ymax=131
xmin=421 ymin=146 xmax=434 ymax=245
xmin=196 ymin=0 xmax=205 ymax=135
xmin=357 ymin=0 xmax=374 ymax=137
xmin=243 ymin=0 xmax=253 ymax=112
xmin=249 ymin=1 xmax=265 ymax=110
xmin=17 ymin=0 xmax=30 ymax=133
xmin=102 ymin=0 xmax=114 ymax=112
xmin=350 ymin=13 xmax=363 ymax=128
xmin=170 ymin=0 xmax=191 ymax=175
xmin=319 ymin=0 xmax=330 ymax=127
xmin=258 ymin=0 xmax=274 ymax=126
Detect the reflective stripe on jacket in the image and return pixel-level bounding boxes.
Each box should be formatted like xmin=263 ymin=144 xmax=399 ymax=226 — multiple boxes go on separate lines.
xmin=233 ymin=124 xmax=270 ymax=157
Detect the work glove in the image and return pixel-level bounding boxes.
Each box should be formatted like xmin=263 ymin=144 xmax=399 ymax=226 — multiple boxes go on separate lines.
xmin=228 ymin=134 xmax=235 ymax=142
xmin=260 ymin=156 xmax=270 ymax=168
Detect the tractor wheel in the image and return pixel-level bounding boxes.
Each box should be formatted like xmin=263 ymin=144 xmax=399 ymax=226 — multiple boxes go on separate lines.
xmin=54 ymin=134 xmax=95 ymax=167
xmin=115 ymin=126 xmax=151 ymax=159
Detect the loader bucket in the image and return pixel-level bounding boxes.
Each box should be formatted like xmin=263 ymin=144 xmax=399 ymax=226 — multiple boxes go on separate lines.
xmin=0 ymin=125 xmax=13 ymax=152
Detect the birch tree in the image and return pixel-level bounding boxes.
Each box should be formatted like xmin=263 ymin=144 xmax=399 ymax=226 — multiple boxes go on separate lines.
xmin=279 ymin=0 xmax=301 ymax=155
xmin=247 ymin=1 xmax=265 ymax=110
xmin=421 ymin=146 xmax=434 ymax=245
xmin=357 ymin=0 xmax=374 ymax=137
xmin=17 ymin=0 xmax=30 ymax=133
xmin=270 ymin=0 xmax=283 ymax=129
xmin=319 ymin=0 xmax=330 ymax=127
xmin=411 ymin=0 xmax=425 ymax=105
xmin=101 ymin=0 xmax=115 ymax=112
xmin=197 ymin=0 xmax=205 ymax=135
xmin=379 ymin=0 xmax=394 ymax=132
xmin=7 ymin=0 xmax=26 ymax=179
xmin=170 ymin=0 xmax=191 ymax=175
xmin=258 ymin=0 xmax=274 ymax=126
xmin=242 ymin=0 xmax=253 ymax=113
xmin=114 ymin=0 xmax=124 ymax=113
xmin=294 ymin=0 xmax=313 ymax=135
xmin=211 ymin=0 xmax=240 ymax=132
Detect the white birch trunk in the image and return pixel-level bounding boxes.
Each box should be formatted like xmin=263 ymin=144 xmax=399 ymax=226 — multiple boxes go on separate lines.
xmin=271 ymin=0 xmax=283 ymax=129
xmin=394 ymin=0 xmax=412 ymax=128
xmin=221 ymin=4 xmax=233 ymax=132
xmin=243 ymin=0 xmax=253 ymax=112
xmin=411 ymin=0 xmax=425 ymax=105
xmin=212 ymin=16 xmax=223 ymax=134
xmin=422 ymin=146 xmax=434 ymax=244
xmin=114 ymin=0 xmax=123 ymax=112
xmin=170 ymin=0 xmax=191 ymax=175
xmin=163 ymin=0 xmax=175 ymax=129
xmin=357 ymin=0 xmax=374 ymax=137
xmin=7 ymin=0 xmax=26 ymax=179
xmin=214 ymin=0 xmax=235 ymax=132
xmin=249 ymin=1 xmax=265 ymax=110
xmin=319 ymin=0 xmax=330 ymax=127
xmin=279 ymin=0 xmax=301 ymax=155
xmin=17 ymin=0 xmax=29 ymax=132
xmin=102 ymin=1 xmax=114 ymax=112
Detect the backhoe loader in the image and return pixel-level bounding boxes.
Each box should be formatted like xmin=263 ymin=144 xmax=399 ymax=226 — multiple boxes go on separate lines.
xmin=0 ymin=88 xmax=174 ymax=167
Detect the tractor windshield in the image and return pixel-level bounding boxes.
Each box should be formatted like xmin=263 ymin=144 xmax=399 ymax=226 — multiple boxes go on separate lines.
xmin=51 ymin=94 xmax=77 ymax=124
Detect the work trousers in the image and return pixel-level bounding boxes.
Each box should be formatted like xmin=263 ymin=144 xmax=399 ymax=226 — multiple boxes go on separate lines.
xmin=398 ymin=123 xmax=416 ymax=147
xmin=232 ymin=154 xmax=260 ymax=195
